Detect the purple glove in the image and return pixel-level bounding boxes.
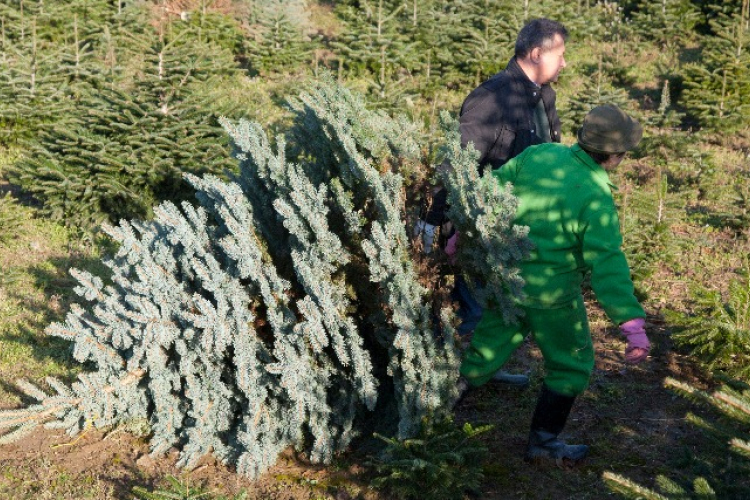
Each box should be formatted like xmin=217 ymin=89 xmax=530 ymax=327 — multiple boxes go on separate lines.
xmin=619 ymin=318 xmax=650 ymax=364
xmin=444 ymin=231 xmax=459 ymax=265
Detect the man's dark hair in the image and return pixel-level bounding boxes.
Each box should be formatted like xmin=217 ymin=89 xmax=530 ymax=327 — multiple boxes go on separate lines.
xmin=515 ymin=18 xmax=568 ymax=58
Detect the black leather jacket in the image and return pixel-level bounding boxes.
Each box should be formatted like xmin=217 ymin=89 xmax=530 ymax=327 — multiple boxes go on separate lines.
xmin=459 ymin=57 xmax=561 ymax=172
xmin=424 ymin=58 xmax=561 ymax=225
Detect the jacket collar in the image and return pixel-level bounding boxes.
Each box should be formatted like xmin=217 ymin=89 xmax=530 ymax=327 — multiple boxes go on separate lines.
xmin=506 ymin=57 xmax=547 ymax=106
xmin=572 ymin=144 xmax=618 ymax=191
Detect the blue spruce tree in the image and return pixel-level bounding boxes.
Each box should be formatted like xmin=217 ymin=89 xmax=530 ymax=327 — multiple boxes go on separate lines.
xmin=0 ymin=77 xmax=529 ymax=478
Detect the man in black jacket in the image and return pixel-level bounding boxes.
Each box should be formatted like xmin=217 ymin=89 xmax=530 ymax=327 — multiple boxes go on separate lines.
xmin=417 ymin=19 xmax=568 ymax=383
xmin=458 ymin=18 xmax=567 ymax=171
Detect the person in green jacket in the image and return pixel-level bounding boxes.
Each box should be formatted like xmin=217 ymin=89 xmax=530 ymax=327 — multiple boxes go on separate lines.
xmin=455 ymin=104 xmax=651 ymax=465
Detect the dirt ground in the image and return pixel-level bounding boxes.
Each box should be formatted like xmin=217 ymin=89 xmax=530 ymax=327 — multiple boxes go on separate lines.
xmin=0 ymin=301 xmax=733 ymax=500
xmin=0 ymin=423 xmax=377 ymax=499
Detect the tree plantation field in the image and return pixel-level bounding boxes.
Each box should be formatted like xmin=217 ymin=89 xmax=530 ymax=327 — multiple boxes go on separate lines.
xmin=1 ymin=1 xmax=750 ymax=499
xmin=0 ymin=206 xmax=746 ymax=499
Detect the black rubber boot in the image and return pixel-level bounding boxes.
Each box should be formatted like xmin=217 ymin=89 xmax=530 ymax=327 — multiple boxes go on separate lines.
xmin=525 ymin=385 xmax=588 ymax=466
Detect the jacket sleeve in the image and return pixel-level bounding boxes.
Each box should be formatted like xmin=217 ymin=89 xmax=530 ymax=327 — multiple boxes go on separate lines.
xmin=580 ymin=196 xmax=645 ymax=324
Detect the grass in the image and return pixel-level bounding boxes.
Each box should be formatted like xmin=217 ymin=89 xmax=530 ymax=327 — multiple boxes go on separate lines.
xmin=0 ymin=201 xmax=92 ymax=407
xmin=0 ymin=461 xmax=117 ymax=499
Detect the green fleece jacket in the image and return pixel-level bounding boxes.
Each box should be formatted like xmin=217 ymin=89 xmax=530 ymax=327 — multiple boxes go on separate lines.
xmin=494 ymin=143 xmax=644 ymax=324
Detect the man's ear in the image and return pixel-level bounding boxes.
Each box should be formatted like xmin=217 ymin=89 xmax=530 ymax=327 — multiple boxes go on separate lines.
xmin=529 ymin=46 xmax=542 ymax=64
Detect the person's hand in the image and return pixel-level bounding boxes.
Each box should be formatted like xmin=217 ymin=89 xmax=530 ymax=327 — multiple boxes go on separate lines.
xmin=444 ymin=231 xmax=459 ymax=264
xmin=413 ymin=220 xmax=437 ymax=254
xmin=619 ymin=318 xmax=650 ymax=364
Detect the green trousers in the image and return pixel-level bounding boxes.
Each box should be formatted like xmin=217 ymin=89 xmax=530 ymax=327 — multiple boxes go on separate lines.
xmin=459 ymin=296 xmax=595 ymax=397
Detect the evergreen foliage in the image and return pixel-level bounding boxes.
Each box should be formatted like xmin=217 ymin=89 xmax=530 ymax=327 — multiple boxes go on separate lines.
xmin=369 ymin=418 xmax=492 ymax=500
xmin=631 ymin=0 xmax=701 ymax=54
xmin=411 ymin=1 xmax=469 ymax=90
xmin=648 ymin=79 xmax=684 ymax=130
xmin=637 ymin=79 xmax=694 ymax=172
xmin=0 ymin=77 xmax=471 ymax=479
xmin=450 ymin=0 xmax=518 ymax=87
xmin=681 ymin=0 xmax=750 ymax=132
xmin=8 ymin=3 xmax=242 ymax=227
xmin=668 ymin=267 xmax=750 ymax=381
xmin=604 ymin=470 xmax=715 ymax=500
xmin=563 ymin=57 xmax=631 ymax=136
xmin=4 ymin=0 xmax=750 ymax=494
xmin=332 ymin=0 xmax=417 ymax=103
xmin=0 ymin=0 xmax=134 ymax=145
xmin=0 ymin=2 xmax=80 ymax=145
xmin=619 ymin=167 xmax=677 ymax=288
xmin=244 ymin=0 xmax=317 ymax=76
xmin=439 ymin=112 xmax=532 ymax=322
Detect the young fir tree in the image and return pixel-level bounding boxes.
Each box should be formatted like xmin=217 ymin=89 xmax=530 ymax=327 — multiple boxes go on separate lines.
xmin=452 ymin=0 xmax=518 ymax=87
xmin=243 ymin=0 xmax=316 ymax=76
xmin=637 ymin=79 xmax=694 ymax=169
xmin=668 ymin=268 xmax=750 ymax=381
xmin=0 ymin=8 xmax=73 ymax=145
xmin=651 ymin=79 xmax=684 ymax=130
xmin=331 ymin=0 xmax=416 ymax=103
xmin=0 ymin=1 xmax=131 ymax=144
xmin=1 ymin=77 xmax=533 ymax=479
xmin=563 ymin=56 xmax=632 ymax=136
xmin=535 ymin=0 xmax=611 ymax=40
xmin=411 ymin=0 xmax=466 ymax=90
xmin=9 ymin=4 xmax=241 ymax=227
xmin=630 ymin=0 xmax=701 ymax=57
xmin=165 ymin=0 xmax=246 ymax=54
xmin=681 ymin=0 xmax=750 ymax=133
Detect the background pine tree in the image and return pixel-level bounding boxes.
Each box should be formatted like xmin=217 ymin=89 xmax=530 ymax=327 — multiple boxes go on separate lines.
xmin=681 ymin=0 xmax=750 ymax=133
xmin=563 ymin=56 xmax=632 ymax=136
xmin=0 ymin=4 xmax=76 ymax=146
xmin=331 ymin=0 xmax=416 ymax=104
xmin=631 ymin=0 xmax=701 ymax=56
xmin=243 ymin=0 xmax=317 ymax=76
xmin=8 ymin=3 xmax=242 ymax=227
xmin=667 ymin=267 xmax=750 ymax=381
xmin=452 ymin=0 xmax=518 ymax=88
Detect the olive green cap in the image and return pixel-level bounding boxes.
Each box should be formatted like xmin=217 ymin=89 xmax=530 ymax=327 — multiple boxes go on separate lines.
xmin=577 ymin=104 xmax=643 ymax=154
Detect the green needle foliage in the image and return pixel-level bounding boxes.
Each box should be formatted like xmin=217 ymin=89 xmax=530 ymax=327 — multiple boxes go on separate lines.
xmin=244 ymin=0 xmax=316 ymax=76
xmin=564 ymin=56 xmax=631 ymax=137
xmin=9 ymin=3 xmax=241 ymax=228
xmin=668 ymin=268 xmax=750 ymax=381
xmin=605 ymin=471 xmax=716 ymax=500
xmin=681 ymin=1 xmax=750 ymax=133
xmin=439 ymin=111 xmax=532 ymax=323
xmin=619 ymin=166 xmax=679 ymax=287
xmin=0 ymin=77 xmax=484 ymax=479
xmin=630 ymin=0 xmax=701 ymax=55
xmin=369 ymin=418 xmax=493 ymax=500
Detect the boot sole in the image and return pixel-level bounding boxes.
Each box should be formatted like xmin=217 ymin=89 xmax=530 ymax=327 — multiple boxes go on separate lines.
xmin=524 ymin=451 xmax=588 ymax=468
